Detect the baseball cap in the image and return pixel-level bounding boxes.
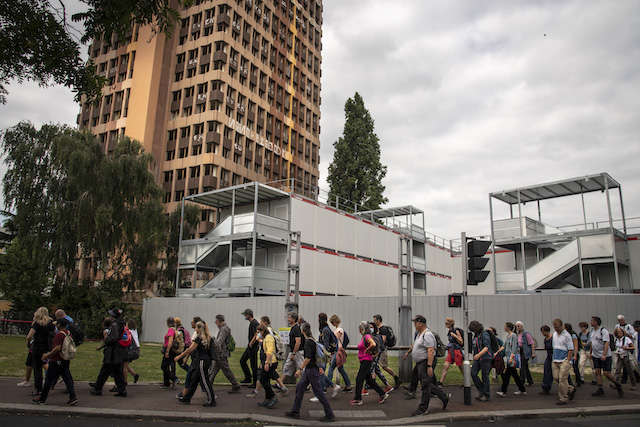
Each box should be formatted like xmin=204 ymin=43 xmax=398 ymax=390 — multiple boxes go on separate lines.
xmin=242 ymin=308 xmax=253 ymax=316
xmin=412 ymin=315 xmax=426 ymax=324
xmin=108 ymin=308 xmax=123 ymax=317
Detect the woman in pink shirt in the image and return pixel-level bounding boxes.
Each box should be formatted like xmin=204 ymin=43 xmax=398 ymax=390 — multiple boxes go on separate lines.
xmin=349 ymin=321 xmax=389 ymax=406
xmin=161 ymin=317 xmax=179 ymax=389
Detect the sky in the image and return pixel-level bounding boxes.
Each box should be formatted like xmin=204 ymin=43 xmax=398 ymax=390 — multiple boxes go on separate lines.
xmin=1 ymin=0 xmax=639 ymax=241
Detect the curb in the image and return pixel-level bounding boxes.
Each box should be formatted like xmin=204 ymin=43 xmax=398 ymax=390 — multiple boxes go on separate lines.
xmin=3 ymin=403 xmax=640 ymax=426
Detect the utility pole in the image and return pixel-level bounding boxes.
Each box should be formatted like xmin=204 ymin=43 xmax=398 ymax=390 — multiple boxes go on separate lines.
xmin=461 ymin=232 xmax=472 ymax=405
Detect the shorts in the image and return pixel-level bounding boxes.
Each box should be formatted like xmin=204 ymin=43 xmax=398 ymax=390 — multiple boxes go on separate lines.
xmin=446 ymin=348 xmax=464 ymax=366
xmin=26 ymin=352 xmax=33 ymax=367
xmin=592 ymin=356 xmax=612 ymax=372
xmin=379 ymin=349 xmax=389 ymax=368
xmin=282 ymin=351 xmax=304 ymax=376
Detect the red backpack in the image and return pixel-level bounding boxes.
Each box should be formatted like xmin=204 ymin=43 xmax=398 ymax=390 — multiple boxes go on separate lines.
xmin=118 ymin=326 xmax=132 ymax=347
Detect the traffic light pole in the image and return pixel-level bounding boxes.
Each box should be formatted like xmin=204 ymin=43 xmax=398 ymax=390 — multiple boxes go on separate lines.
xmin=461 ymin=232 xmax=472 ymax=405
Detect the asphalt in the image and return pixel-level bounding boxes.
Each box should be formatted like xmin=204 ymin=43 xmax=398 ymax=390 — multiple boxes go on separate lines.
xmin=2 ymin=377 xmax=640 ymax=426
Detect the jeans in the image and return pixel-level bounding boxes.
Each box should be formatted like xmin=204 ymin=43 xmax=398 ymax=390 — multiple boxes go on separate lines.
xmin=519 ymin=348 xmax=533 ymax=384
xmin=290 ymin=367 xmax=333 ymax=417
xmin=326 ymin=352 xmax=351 ymax=387
xmin=39 ymin=360 xmax=76 ymax=401
xmin=416 ymin=360 xmax=448 ymax=411
xmin=542 ymin=356 xmax=553 ymax=391
xmin=354 ymin=360 xmax=385 ymax=400
xmin=317 ymin=364 xmax=334 ymax=388
xmin=161 ymin=353 xmax=177 ymax=386
xmin=471 ymin=358 xmax=492 ymax=397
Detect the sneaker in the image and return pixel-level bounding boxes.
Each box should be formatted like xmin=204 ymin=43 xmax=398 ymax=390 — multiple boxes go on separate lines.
xmin=332 ymin=384 xmax=341 ymax=397
xmin=378 ymin=393 xmax=389 ymax=404
xmin=89 ymin=389 xmax=102 ymax=396
xmin=384 ymin=384 xmax=394 ymax=393
xmin=477 ymin=394 xmax=489 ymax=402
xmin=319 ymin=414 xmax=336 ymax=422
xmin=592 ymin=388 xmax=605 ymax=397
xmin=66 ymin=398 xmax=78 ymax=406
xmin=240 ymin=378 xmax=253 ymax=384
xmin=285 ymin=411 xmax=300 ymax=419
xmin=527 ymin=382 xmax=534 ymax=386
xmin=496 ymin=391 xmax=506 ymax=397
xmin=114 ymin=391 xmax=127 ymax=397
xmin=109 ymin=386 xmax=118 ymax=392
xmin=228 ymin=386 xmax=242 ymax=394
xmin=631 ymin=386 xmax=637 ymax=390
xmin=616 ymin=383 xmax=624 ymax=397
xmin=412 ymin=408 xmax=428 ymax=416
xmin=29 ymin=390 xmax=41 ymax=396
xmin=31 ymin=398 xmax=44 ymax=405
xmin=569 ymin=387 xmax=576 ymax=401
xmin=258 ymin=399 xmax=270 ymax=407
xmin=394 ymin=377 xmax=403 ymax=389
xmin=278 ymin=387 xmax=289 ymax=396
xmin=443 ymin=393 xmax=451 ymax=410
xmin=591 ymin=379 xmax=598 ymax=385
xmin=247 ymin=390 xmax=261 ymax=398
xmin=172 ymin=378 xmax=180 ymax=389
xmin=405 ymin=391 xmax=416 ymax=399
xmin=202 ymin=401 xmax=217 ymax=407
xmin=89 ymin=382 xmax=96 ymax=388
xmin=133 ymin=374 xmax=140 ymax=384
xmin=361 ymin=389 xmax=370 ymax=396
xmin=177 ymin=397 xmax=190 ymax=405
xmin=17 ymin=381 xmax=31 ymax=387
xmin=175 ymin=392 xmax=183 ymax=399
xmin=266 ymin=397 xmax=278 ymax=409
xmin=556 ymin=400 xmax=567 ymax=405
xmin=514 ymin=390 xmax=527 ymax=396
xmin=159 ymin=385 xmax=171 ymax=389
xmin=539 ymin=389 xmax=551 ymax=395
xmin=349 ymin=399 xmax=363 ymax=406
xmin=341 ymin=387 xmax=353 ymax=393
xmin=310 ymin=396 xmax=319 ymax=402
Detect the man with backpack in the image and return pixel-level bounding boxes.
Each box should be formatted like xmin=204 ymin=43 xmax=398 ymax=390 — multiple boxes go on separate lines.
xmin=31 ymin=318 xmax=77 ymax=406
xmin=373 ymin=314 xmax=402 ymax=389
xmin=590 ymin=316 xmax=623 ymax=397
xmin=210 ymin=314 xmax=242 ymax=393
xmin=403 ymin=315 xmax=450 ymax=416
xmin=90 ymin=308 xmax=128 ymax=397
xmin=240 ymin=309 xmax=260 ymax=388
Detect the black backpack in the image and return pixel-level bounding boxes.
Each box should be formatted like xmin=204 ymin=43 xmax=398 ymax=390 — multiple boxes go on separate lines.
xmin=385 ymin=326 xmax=397 ymax=348
xmin=486 ymin=330 xmax=501 ymax=355
xmin=68 ymin=322 xmax=85 ymax=346
xmin=433 ymin=332 xmax=447 ymax=357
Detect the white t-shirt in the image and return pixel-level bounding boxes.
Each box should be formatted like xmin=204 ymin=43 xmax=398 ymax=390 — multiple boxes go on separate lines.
xmin=552 ymin=330 xmax=574 ymax=362
xmin=614 ymin=336 xmax=632 ymax=357
xmin=591 ymin=327 xmax=612 ymax=358
xmin=130 ymin=329 xmax=140 ymax=347
xmin=335 ymin=327 xmax=345 ymax=348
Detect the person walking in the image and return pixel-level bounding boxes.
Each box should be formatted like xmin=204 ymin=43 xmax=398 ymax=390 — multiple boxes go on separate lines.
xmin=590 ymin=316 xmax=623 ymax=397
xmin=326 ymin=314 xmax=352 ymax=393
xmin=285 ymin=322 xmax=335 ymax=422
xmin=405 ymin=315 xmax=450 ymax=416
xmin=496 ymin=322 xmax=526 ymax=397
xmin=281 ymin=312 xmax=305 ymax=383
xmin=310 ymin=313 xmax=341 ymax=401
xmin=90 ymin=308 xmax=128 ymax=397
xmin=551 ymin=319 xmax=576 ymax=405
xmin=209 ymin=314 xmax=242 ymax=393
xmin=539 ymin=325 xmax=553 ymax=395
xmin=373 ymin=314 xmax=403 ymax=389
xmin=615 ymin=315 xmax=640 ymax=384
xmin=564 ymin=323 xmax=583 ymax=387
xmin=613 ymin=327 xmax=636 ymax=390
xmin=363 ymin=321 xmax=392 ymax=395
xmin=160 ymin=317 xmax=179 ymax=389
xmin=438 ymin=317 xmax=464 ymax=388
xmin=31 ymin=318 xmax=77 ymax=406
xmin=174 ymin=317 xmax=192 ymax=375
xmin=515 ymin=321 xmax=536 ymax=386
xmin=175 ymin=321 xmax=217 ymax=406
xmin=578 ymin=322 xmax=591 ymax=385
xmin=256 ymin=324 xmax=279 ymax=408
xmin=349 ymin=321 xmax=389 ymax=406
xmin=239 ymin=309 xmax=259 ymax=388
xmin=25 ymin=307 xmax=55 ymax=397
xmin=469 ymin=320 xmax=492 ymax=401
xmin=247 ymin=316 xmax=288 ymax=398
xmin=124 ymin=318 xmax=140 ymax=385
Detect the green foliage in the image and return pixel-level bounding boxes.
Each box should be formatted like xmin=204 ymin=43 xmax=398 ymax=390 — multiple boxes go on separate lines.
xmin=0 ymin=1 xmax=194 ymax=104
xmin=0 ymin=238 xmax=50 ymax=314
xmin=1 ymin=122 xmax=166 ymax=304
xmin=327 ymin=92 xmax=388 ymax=211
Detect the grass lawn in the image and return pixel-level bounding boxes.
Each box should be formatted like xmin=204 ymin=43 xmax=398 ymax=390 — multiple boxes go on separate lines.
xmin=1 ymin=335 xmax=551 ymax=385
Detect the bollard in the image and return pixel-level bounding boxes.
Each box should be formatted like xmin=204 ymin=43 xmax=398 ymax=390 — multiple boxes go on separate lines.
xmin=463 ymin=360 xmax=472 ymax=405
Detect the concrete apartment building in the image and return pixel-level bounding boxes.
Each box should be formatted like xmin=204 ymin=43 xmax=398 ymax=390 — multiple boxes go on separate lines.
xmin=78 ymin=0 xmax=324 ymax=239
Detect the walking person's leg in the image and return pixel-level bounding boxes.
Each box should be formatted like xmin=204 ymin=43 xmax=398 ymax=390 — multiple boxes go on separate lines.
xmin=239 ymin=347 xmax=252 ymax=383
xmin=250 ymin=346 xmax=259 ymax=386
xmin=307 ymin=368 xmax=334 ymax=417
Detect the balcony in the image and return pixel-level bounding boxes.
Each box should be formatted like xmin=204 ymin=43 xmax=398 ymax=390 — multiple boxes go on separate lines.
xmin=196 ymin=93 xmax=207 ymax=105
xmin=202 ymin=175 xmax=217 ymax=189
xmin=237 ymin=104 xmax=245 ymax=116
xmin=255 ymin=153 xmax=263 ymax=165
xmin=244 ymin=149 xmax=253 ymax=160
xmin=261 ymin=46 xmax=268 ymax=58
xmin=163 ymin=181 xmax=172 ymax=192
xmin=112 ymin=100 xmax=123 ymax=112
xmin=192 ymin=22 xmax=201 ymax=33
xmin=174 ymin=178 xmax=185 ymax=192
xmin=243 ymin=31 xmax=251 ymax=44
xmin=220 ymin=180 xmax=230 ymax=189
xmin=209 ymin=90 xmax=224 ymax=103
xmin=174 ymin=62 xmax=185 ymax=74
xmin=199 ymin=53 xmax=210 ymax=67
xmin=166 ymin=139 xmax=176 ymax=151
xmin=213 ymin=50 xmax=227 ymax=63
xmin=233 ymin=141 xmax=243 ymax=156
xmin=228 ymin=58 xmax=238 ymax=71
xmin=225 ymin=96 xmax=235 ymax=109
xmin=231 ymin=21 xmax=241 ymax=34
xmin=239 ymin=65 xmax=248 ymax=78
xmin=183 ymin=96 xmax=194 ymax=109
xmin=206 ymin=131 xmax=220 ymax=145
xmin=187 ymin=58 xmax=198 ymax=70
xmin=203 ymin=17 xmax=215 ymax=29
xmin=222 ymin=137 xmax=232 ymax=150
xmin=180 ymin=26 xmax=189 ymax=37
xmin=216 ymin=13 xmax=230 ymax=26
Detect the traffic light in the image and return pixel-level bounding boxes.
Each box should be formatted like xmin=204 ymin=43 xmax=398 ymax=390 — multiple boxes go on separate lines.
xmin=467 ymin=239 xmax=491 ymax=285
xmin=448 ymin=293 xmax=462 ymax=308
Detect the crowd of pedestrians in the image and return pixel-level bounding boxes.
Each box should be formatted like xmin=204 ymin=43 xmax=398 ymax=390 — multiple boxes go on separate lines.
xmin=18 ymin=305 xmax=640 ymax=420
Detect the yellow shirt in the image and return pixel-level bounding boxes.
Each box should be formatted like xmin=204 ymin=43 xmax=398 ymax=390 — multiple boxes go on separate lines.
xmin=262 ymin=334 xmax=275 ymax=359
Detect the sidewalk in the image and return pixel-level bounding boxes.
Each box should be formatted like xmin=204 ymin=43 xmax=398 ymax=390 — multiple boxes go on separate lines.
xmin=2 ymin=377 xmax=640 ymax=426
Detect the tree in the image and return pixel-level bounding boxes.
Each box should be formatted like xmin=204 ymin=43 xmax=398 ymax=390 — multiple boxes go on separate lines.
xmin=327 ymin=92 xmax=388 ymax=211
xmin=1 ymin=122 xmax=166 ymax=292
xmin=0 ymin=0 xmax=194 ymax=104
